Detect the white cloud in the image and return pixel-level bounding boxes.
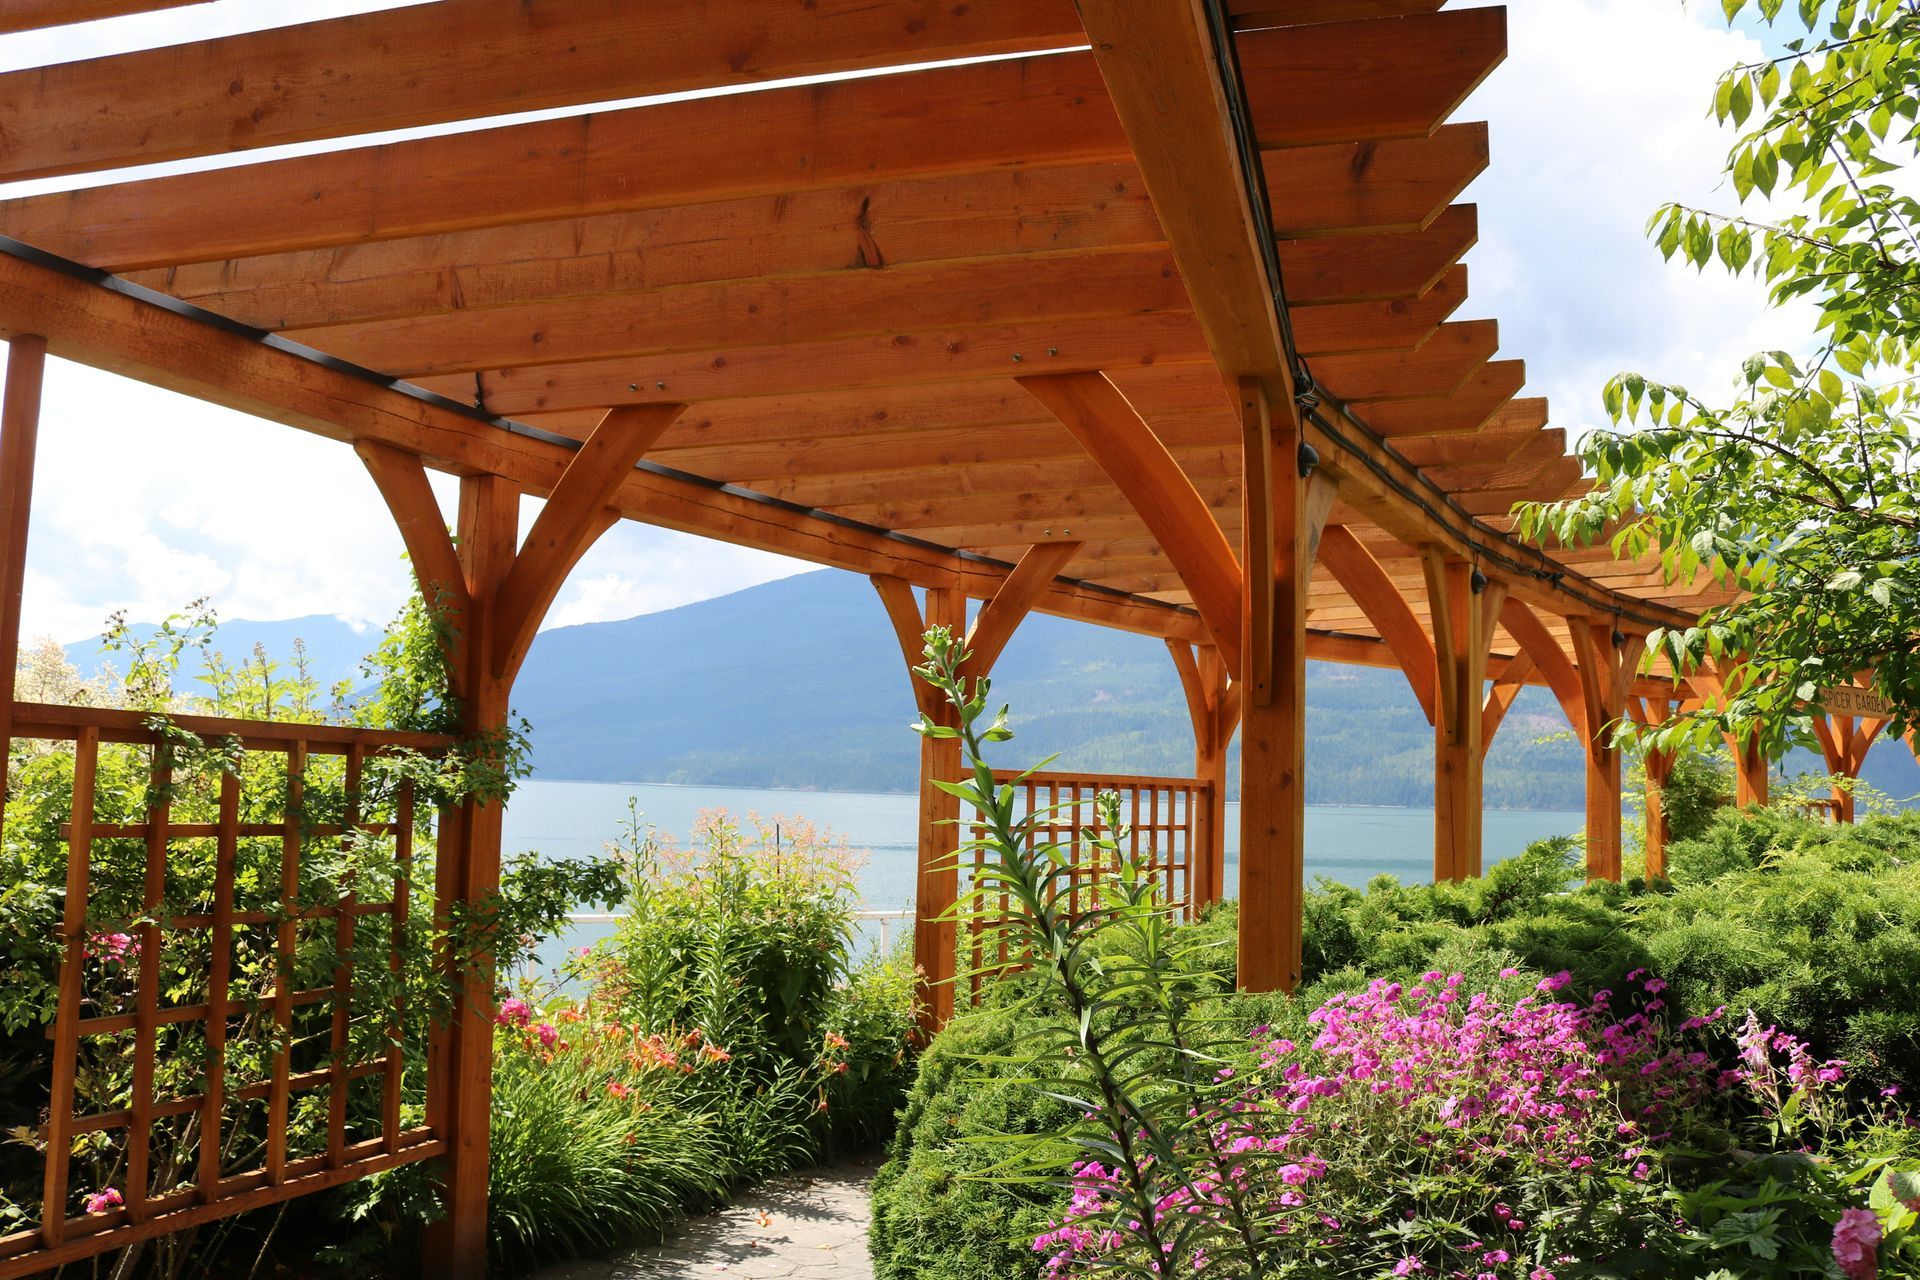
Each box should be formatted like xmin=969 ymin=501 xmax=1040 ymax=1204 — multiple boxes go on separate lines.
xmin=543 ymin=528 xmax=810 ymax=630
xmin=1461 ymin=0 xmax=1808 ymax=441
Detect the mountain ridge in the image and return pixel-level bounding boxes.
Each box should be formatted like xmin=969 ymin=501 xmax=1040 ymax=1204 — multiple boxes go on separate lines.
xmin=63 ymin=569 xmax=1920 ymax=809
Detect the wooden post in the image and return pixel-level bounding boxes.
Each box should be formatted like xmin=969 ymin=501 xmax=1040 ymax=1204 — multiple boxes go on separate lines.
xmin=360 ymin=411 xmax=678 ymax=1279
xmin=1568 ymin=620 xmax=1646 ymax=882
xmin=1168 ymin=640 xmax=1235 ymax=907
xmin=0 ymin=334 xmax=46 ymax=812
xmin=427 ymin=472 xmax=517 ymax=1279
xmin=1236 ymin=377 xmax=1328 ymax=993
xmin=1811 ymin=714 xmax=1887 ymax=823
xmin=874 ymin=551 xmax=1071 ymax=1036
xmin=1627 ymin=696 xmax=1676 ymax=879
xmin=1423 ymin=555 xmax=1506 ymax=882
xmin=1729 ymin=731 xmax=1769 ymax=809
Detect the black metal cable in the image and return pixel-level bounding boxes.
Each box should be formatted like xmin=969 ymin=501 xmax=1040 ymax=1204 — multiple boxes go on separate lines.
xmin=1197 ymin=1 xmax=1679 ymax=633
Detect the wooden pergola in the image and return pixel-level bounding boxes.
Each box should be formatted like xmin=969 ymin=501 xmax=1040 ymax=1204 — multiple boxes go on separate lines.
xmin=0 ymin=2 xmax=1891 ymax=1275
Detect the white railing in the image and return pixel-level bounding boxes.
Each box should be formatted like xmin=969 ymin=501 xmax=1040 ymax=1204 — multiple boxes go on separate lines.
xmin=563 ymin=908 xmax=915 ymax=950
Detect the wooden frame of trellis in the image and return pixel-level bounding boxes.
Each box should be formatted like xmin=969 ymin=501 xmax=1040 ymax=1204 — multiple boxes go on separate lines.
xmin=0 ymin=702 xmax=454 ymax=1278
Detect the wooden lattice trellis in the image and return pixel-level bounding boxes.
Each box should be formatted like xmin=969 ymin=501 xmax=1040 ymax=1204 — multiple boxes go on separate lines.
xmin=967 ymin=769 xmax=1204 ymax=1002
xmin=0 ymin=703 xmax=457 ymax=1279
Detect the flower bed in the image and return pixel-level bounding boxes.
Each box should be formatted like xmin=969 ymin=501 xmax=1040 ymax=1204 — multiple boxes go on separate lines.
xmin=871 ymin=634 xmax=1920 ymax=1280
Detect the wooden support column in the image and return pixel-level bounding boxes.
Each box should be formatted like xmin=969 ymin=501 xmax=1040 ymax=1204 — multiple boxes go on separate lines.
xmin=873 ymin=542 xmax=1072 ymax=1034
xmin=1237 ymin=376 xmax=1332 ymax=993
xmin=1422 ymin=554 xmax=1507 ymax=882
xmin=0 ymin=334 xmax=46 ymax=814
xmin=1811 ymin=713 xmax=1887 ymax=823
xmin=1168 ymin=640 xmax=1237 ymax=908
xmin=359 ymin=404 xmax=682 ymax=1280
xmin=1729 ymin=731 xmax=1769 ymax=808
xmin=1627 ymin=695 xmax=1678 ymax=879
xmin=1567 ymin=620 xmax=1647 ymax=882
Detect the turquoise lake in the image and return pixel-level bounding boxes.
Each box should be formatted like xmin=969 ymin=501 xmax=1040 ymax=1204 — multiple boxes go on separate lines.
xmin=502 ymin=779 xmax=1585 ymax=969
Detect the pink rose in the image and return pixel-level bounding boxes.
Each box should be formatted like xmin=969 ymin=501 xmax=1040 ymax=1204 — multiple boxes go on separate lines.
xmin=1831 ymin=1207 xmax=1880 ymax=1280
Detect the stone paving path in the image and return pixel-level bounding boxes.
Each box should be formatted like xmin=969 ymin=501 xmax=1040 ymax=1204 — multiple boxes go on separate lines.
xmin=527 ymin=1153 xmax=880 ymax=1279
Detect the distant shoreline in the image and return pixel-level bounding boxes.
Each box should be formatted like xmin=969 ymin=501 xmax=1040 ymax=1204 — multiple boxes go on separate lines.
xmin=521 ymin=775 xmax=1584 ymax=816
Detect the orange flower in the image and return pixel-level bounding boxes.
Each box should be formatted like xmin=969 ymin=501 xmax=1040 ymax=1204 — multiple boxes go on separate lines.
xmin=823 ymin=1032 xmax=850 ymax=1051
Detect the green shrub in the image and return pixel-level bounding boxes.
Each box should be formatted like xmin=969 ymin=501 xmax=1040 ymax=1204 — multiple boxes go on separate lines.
xmin=869 ymin=1005 xmax=1071 ymax=1280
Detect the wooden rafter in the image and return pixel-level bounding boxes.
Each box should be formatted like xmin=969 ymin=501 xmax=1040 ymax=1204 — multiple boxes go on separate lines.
xmin=0 ymin=18 xmax=1504 ymax=272
xmin=0 ymin=0 xmax=1085 ymax=182
xmin=123 ymin=128 xmax=1488 ymax=330
xmin=0 ymin=246 xmax=1201 ymax=644
xmin=0 ymin=0 xmax=204 ymax=34
xmin=1315 ymin=319 xmax=1499 ymax=403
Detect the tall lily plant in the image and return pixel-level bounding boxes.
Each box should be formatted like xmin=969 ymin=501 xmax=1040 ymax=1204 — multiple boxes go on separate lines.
xmin=912 ymin=626 xmax=1285 ymax=1276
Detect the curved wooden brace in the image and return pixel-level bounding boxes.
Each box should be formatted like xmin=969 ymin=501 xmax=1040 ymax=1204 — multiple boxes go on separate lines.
xmin=961 ymin=541 xmax=1081 ymax=680
xmin=1482 ymin=647 xmax=1535 ymax=745
xmin=492 ymin=403 xmax=686 ymax=680
xmin=1317 ymin=525 xmax=1436 ymax=723
xmin=1498 ymin=598 xmax=1585 ymax=733
xmin=870 ymin=574 xmax=936 ymax=716
xmin=1018 ymin=371 xmax=1242 ymax=670
xmin=1167 ymin=639 xmax=1209 ymax=746
xmin=356 ymin=440 xmax=471 ymax=670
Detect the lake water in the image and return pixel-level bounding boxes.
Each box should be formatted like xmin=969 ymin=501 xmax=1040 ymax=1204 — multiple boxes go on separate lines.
xmin=503 ymin=779 xmax=1584 ymax=968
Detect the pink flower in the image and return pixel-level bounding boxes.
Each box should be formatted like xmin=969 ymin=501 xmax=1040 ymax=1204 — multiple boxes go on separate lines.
xmin=1392 ymin=1258 xmax=1423 ymax=1276
xmin=495 ymin=997 xmax=532 ymax=1028
xmin=1832 ymin=1207 xmax=1880 ymax=1280
xmin=534 ymin=1022 xmax=559 ymax=1049
xmin=83 ymin=1187 xmax=123 ymax=1214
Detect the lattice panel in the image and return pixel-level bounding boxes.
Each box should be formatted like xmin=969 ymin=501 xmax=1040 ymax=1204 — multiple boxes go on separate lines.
xmin=967 ymin=770 xmax=1203 ymax=1002
xmin=0 ymin=704 xmax=454 ymax=1279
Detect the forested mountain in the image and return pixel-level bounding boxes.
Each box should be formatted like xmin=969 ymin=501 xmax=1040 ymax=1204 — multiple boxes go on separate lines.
xmin=66 ymin=570 xmax=1920 ymax=809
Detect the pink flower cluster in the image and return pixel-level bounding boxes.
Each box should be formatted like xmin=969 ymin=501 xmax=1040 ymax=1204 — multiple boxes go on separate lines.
xmin=84 ymin=931 xmax=139 ymax=965
xmin=1730 ymin=1010 xmax=1850 ymax=1127
xmin=1035 ymin=970 xmax=1718 ymax=1278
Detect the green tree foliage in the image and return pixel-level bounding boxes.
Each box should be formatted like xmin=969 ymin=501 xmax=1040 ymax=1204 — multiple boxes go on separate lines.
xmin=1518 ymin=0 xmax=1920 ymax=755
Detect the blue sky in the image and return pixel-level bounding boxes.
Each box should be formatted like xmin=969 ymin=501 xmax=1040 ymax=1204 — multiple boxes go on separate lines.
xmin=2 ymin=0 xmax=1788 ymax=645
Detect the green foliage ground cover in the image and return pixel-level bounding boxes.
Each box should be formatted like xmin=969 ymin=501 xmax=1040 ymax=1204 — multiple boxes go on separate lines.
xmin=873 ymin=810 xmax=1920 ymax=1279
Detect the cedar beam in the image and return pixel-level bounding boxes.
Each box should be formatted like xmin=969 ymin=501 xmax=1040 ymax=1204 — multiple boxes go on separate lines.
xmin=0 ymin=334 xmax=45 ymax=822
xmin=491 ymin=404 xmax=687 ymax=680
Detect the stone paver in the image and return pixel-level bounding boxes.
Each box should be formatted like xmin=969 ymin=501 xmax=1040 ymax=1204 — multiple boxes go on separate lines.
xmin=526 ymin=1154 xmax=880 ymax=1280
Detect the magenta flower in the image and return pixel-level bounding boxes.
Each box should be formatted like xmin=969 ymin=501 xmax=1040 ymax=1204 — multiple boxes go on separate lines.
xmin=534 ymin=1022 xmax=559 ymax=1049
xmin=1392 ymin=1258 xmax=1423 ymax=1276
xmin=83 ymin=1187 xmax=123 ymax=1214
xmin=494 ymin=996 xmax=532 ymax=1028
xmin=1832 ymin=1208 xmax=1880 ymax=1280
